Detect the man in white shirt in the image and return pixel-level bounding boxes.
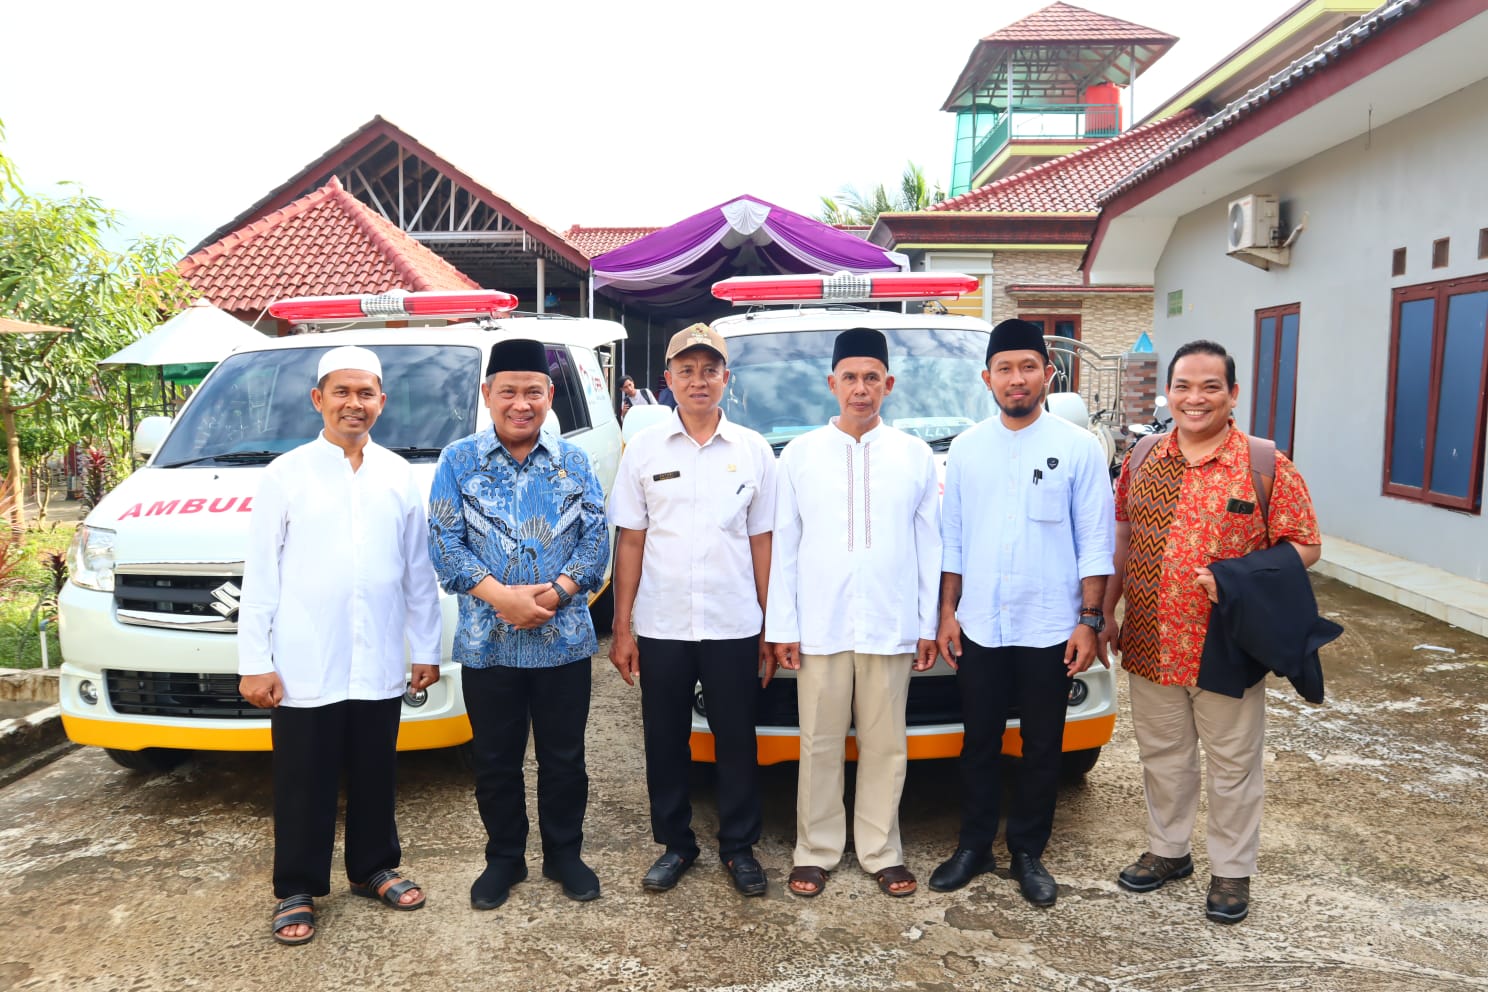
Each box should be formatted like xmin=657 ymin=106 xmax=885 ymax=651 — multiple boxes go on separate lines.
xmin=608 ymin=324 xmax=776 ymax=897
xmin=930 ymin=319 xmax=1114 ymax=907
xmin=619 ymin=375 xmax=657 ymax=419
xmin=238 ymin=345 xmax=442 ymax=946
xmin=767 ymin=327 xmax=941 ymax=899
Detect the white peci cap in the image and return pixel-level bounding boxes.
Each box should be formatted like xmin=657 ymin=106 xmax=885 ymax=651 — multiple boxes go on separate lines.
xmin=316 ymin=345 xmax=382 ymax=383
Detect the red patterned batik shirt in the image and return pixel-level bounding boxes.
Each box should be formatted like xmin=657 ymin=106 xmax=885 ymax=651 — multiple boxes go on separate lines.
xmin=1114 ymin=424 xmax=1320 ymax=687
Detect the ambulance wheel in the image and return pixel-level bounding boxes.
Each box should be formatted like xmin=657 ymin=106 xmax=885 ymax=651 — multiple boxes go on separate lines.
xmin=105 ymin=747 xmax=188 ymax=773
xmin=1059 ymin=747 xmax=1101 ymax=782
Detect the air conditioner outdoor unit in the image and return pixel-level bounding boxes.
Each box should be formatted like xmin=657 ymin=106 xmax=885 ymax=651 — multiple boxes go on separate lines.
xmin=1227 ymin=194 xmax=1280 ymax=252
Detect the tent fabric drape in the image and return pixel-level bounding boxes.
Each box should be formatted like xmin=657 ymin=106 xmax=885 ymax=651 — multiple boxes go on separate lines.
xmin=592 ymin=195 xmax=907 ymax=311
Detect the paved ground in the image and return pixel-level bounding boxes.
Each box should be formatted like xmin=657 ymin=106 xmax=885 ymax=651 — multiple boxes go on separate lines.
xmin=2 ymin=575 xmax=1486 ymax=991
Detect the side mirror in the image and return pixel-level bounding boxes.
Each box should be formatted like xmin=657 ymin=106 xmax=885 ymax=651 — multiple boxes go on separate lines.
xmin=134 ymin=416 xmax=174 ymax=462
xmin=622 ymin=404 xmax=670 ymax=443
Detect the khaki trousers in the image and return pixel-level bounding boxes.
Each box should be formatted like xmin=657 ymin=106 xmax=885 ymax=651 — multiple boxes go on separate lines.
xmin=1128 ymin=674 xmax=1267 ymax=878
xmin=793 ymin=650 xmax=912 ymax=874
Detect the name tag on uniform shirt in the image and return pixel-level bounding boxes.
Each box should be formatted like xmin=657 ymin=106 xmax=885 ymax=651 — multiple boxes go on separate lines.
xmin=1226 ymin=498 xmax=1256 ymax=515
xmin=653 ymin=471 xmax=681 ymax=482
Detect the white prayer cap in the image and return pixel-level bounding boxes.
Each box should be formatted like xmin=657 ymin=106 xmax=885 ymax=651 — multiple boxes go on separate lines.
xmin=317 ymin=345 xmax=382 ymax=383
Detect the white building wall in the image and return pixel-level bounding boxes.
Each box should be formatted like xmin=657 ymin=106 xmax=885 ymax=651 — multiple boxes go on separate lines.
xmin=1150 ymin=75 xmax=1488 ymax=580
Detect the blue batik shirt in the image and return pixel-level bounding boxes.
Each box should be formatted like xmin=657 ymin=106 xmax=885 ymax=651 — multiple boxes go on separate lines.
xmin=428 ymin=427 xmax=609 ymax=669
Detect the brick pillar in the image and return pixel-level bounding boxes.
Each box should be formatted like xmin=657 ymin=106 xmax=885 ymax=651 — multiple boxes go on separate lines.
xmin=1120 ymin=353 xmax=1159 ymax=451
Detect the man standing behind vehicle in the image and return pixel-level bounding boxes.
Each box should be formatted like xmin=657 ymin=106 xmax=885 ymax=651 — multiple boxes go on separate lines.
xmin=238 ymin=345 xmax=442 ymax=947
xmin=1103 ymin=339 xmax=1321 ymax=924
xmin=619 ymin=375 xmax=657 ymax=420
xmin=608 ymin=323 xmax=776 ymax=897
xmin=427 ymin=338 xmax=610 ymax=911
xmin=767 ymin=327 xmax=941 ymax=899
xmin=929 ymin=319 xmax=1114 ymax=907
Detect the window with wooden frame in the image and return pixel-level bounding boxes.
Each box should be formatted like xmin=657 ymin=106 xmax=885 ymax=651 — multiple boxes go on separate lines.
xmin=1252 ymin=304 xmax=1300 ymax=456
xmin=1383 ymin=273 xmax=1488 ymax=511
xmin=1019 ymin=313 xmax=1081 ymax=391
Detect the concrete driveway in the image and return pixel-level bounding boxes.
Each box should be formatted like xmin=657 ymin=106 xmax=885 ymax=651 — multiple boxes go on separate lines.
xmin=1 ymin=574 xmax=1485 ymax=991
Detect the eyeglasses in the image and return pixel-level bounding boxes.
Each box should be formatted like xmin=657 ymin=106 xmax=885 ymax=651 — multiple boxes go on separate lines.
xmin=670 ymin=367 xmax=724 ymax=383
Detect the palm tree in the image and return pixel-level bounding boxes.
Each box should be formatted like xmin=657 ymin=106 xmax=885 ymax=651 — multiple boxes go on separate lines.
xmin=818 ymin=162 xmax=946 ymax=225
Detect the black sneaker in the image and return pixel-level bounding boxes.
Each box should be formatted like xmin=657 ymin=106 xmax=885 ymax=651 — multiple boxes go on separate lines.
xmin=1206 ymin=875 xmax=1250 ymax=924
xmin=1118 ymin=851 xmax=1194 ymax=892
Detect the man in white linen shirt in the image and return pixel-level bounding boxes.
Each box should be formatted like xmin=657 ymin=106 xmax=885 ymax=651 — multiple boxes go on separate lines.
xmin=238 ymin=345 xmax=442 ymax=946
xmin=929 ymin=319 xmax=1114 ymax=907
xmin=608 ymin=323 xmax=776 ymax=897
xmin=767 ymin=327 xmax=941 ymax=900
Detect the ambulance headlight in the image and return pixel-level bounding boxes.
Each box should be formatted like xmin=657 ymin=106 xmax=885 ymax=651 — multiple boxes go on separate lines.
xmin=68 ymin=526 xmax=117 ymax=593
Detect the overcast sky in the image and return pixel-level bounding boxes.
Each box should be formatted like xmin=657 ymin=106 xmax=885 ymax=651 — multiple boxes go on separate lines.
xmin=1 ymin=0 xmax=1300 ymax=250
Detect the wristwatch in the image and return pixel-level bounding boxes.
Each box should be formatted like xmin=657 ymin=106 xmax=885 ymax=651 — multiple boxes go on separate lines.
xmin=550 ymin=580 xmax=573 ymax=608
xmin=1078 ymin=606 xmax=1106 ymax=634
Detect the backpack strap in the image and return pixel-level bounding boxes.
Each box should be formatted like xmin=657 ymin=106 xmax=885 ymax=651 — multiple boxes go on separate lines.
xmin=1126 ymin=432 xmax=1164 ymax=481
xmin=1247 ymin=435 xmax=1277 ymax=525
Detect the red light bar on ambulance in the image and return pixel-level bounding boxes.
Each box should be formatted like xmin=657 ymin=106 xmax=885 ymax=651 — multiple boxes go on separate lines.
xmin=711 ymin=271 xmax=979 ymax=305
xmin=267 ymin=289 xmax=519 ymax=322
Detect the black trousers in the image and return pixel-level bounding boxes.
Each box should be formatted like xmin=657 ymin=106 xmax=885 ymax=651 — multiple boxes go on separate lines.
xmin=955 ymin=637 xmax=1071 ymax=858
xmin=270 ymin=695 xmax=403 ymax=899
xmin=462 ymin=658 xmax=591 ymax=868
xmin=637 ymin=635 xmax=762 ymax=863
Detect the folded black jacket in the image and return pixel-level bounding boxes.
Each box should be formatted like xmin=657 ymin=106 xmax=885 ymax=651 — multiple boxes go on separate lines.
xmin=1198 ymin=543 xmax=1343 ymax=703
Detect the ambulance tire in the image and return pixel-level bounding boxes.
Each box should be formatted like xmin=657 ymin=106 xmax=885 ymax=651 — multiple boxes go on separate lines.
xmin=105 ymin=747 xmax=188 ymax=773
xmin=1059 ymin=747 xmax=1101 ymax=783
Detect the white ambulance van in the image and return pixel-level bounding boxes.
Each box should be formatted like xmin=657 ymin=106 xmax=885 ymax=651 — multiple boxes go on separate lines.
xmin=626 ymin=272 xmax=1116 ymax=779
xmin=59 ymin=290 xmax=624 ymax=771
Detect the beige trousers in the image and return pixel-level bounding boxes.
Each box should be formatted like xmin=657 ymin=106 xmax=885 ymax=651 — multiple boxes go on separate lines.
xmin=1128 ymin=674 xmax=1267 ymax=878
xmin=793 ymin=650 xmax=912 ymax=874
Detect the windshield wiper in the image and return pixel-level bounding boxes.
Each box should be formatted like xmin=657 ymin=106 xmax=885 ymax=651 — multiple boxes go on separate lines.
xmin=158 ymin=450 xmax=282 ymax=468
xmin=384 ymin=446 xmax=446 ymax=459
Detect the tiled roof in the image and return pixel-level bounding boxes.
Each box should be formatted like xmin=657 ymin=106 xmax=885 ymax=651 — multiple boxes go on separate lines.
xmin=563 ymin=226 xmax=661 ymax=258
xmin=1099 ymin=0 xmax=1424 ymax=204
xmin=980 ymin=1 xmax=1176 ymax=44
xmin=929 ymin=110 xmax=1203 ymax=214
xmin=179 ymin=177 xmax=478 ymax=313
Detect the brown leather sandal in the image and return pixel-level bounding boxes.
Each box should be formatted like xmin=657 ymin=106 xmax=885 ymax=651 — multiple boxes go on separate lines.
xmin=787 ymin=865 xmax=829 ymax=898
xmin=874 ymin=864 xmax=918 ymax=897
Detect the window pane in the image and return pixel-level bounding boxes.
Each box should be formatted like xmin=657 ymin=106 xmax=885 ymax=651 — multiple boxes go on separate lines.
xmin=1428 ymin=290 xmax=1488 ymax=499
xmin=1254 ymin=316 xmax=1276 ymax=439
xmin=1274 ymin=312 xmax=1300 ymax=453
xmin=1389 ymin=298 xmax=1435 ymax=488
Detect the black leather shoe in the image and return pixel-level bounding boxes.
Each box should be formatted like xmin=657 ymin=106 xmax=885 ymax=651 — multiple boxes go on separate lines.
xmin=1009 ymin=852 xmax=1057 ymax=907
xmin=642 ymin=851 xmax=696 ymax=893
xmin=725 ymin=853 xmax=767 ymax=897
xmin=928 ymin=848 xmax=996 ymax=892
xmin=542 ymin=858 xmax=601 ymax=902
xmin=470 ymin=861 xmax=528 ymax=911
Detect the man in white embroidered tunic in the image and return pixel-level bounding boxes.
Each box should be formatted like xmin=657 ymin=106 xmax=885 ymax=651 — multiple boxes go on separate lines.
xmin=238 ymin=345 xmax=443 ymax=946
xmin=766 ymin=327 xmax=941 ymax=899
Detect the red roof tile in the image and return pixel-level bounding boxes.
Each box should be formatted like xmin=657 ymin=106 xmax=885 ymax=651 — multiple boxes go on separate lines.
xmin=928 ymin=110 xmax=1202 ymax=214
xmin=179 ymin=177 xmax=478 ymax=313
xmin=563 ymin=226 xmax=661 ymax=258
xmin=980 ymin=1 xmax=1176 ymax=44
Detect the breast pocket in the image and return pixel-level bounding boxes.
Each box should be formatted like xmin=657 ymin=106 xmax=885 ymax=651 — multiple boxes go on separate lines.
xmin=1028 ymin=478 xmax=1069 ymax=523
xmin=715 ymin=481 xmax=754 ymax=533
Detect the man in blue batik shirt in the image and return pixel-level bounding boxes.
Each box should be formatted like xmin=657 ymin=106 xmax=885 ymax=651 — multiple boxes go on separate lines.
xmin=428 ymin=338 xmax=609 ymax=911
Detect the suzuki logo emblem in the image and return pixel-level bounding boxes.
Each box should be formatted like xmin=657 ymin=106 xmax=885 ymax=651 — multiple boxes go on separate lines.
xmin=210 ymin=581 xmax=242 ymax=619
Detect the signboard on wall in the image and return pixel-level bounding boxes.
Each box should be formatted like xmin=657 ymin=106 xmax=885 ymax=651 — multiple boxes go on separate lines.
xmin=1167 ymin=290 xmax=1184 ymax=317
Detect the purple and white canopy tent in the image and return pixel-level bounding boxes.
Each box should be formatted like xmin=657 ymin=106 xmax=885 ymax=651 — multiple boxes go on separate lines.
xmin=590 ymin=194 xmax=907 ymax=312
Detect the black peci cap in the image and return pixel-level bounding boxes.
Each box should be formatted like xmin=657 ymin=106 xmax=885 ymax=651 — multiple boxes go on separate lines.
xmin=831 ymin=327 xmax=889 ymax=370
xmin=986 ymin=319 xmax=1049 ymax=364
xmin=486 ymin=338 xmax=550 ymax=377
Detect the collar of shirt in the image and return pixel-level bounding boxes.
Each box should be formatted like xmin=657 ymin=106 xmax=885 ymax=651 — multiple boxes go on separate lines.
xmin=1155 ymin=419 xmax=1243 ymax=468
xmin=827 ymin=417 xmax=886 ymax=444
xmin=475 ymin=424 xmax=560 ymax=468
xmin=311 ymin=431 xmax=382 ymax=468
xmin=663 ymin=407 xmax=746 ymax=448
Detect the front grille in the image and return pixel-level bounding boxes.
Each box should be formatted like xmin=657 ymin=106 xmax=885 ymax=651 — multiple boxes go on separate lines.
xmin=701 ymin=677 xmax=980 ymax=729
xmin=113 ymin=568 xmax=241 ymax=632
xmin=106 ymin=669 xmax=258 ymax=719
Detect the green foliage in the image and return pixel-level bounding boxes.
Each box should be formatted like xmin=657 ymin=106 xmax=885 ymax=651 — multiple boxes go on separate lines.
xmin=0 ymin=523 xmax=72 ymax=668
xmin=0 ymin=122 xmax=194 ymax=513
xmin=80 ymin=447 xmax=109 ymax=512
xmin=817 ymin=161 xmax=947 ymax=225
